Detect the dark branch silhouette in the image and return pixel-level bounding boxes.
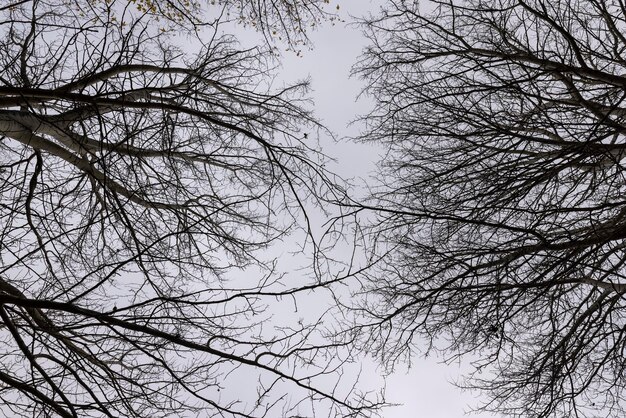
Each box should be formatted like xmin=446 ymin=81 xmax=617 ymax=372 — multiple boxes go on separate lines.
xmin=0 ymin=1 xmax=379 ymax=416
xmin=350 ymin=0 xmax=626 ymax=417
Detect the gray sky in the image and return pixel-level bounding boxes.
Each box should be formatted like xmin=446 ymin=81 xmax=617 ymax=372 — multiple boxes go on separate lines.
xmin=276 ymin=2 xmax=500 ymax=417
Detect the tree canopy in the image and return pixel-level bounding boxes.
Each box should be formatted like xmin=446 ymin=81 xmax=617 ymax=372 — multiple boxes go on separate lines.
xmin=0 ymin=0 xmax=374 ymax=416
xmin=4 ymin=0 xmax=626 ymax=417
xmin=351 ymin=0 xmax=626 ymax=416
xmin=121 ymin=0 xmax=339 ymax=45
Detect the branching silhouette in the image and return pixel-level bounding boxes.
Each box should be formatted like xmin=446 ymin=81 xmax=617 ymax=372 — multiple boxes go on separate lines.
xmin=0 ymin=0 xmax=378 ymax=416
xmin=351 ymin=0 xmax=626 ymax=416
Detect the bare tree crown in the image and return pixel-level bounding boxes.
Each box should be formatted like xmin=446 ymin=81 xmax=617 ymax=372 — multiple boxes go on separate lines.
xmin=352 ymin=0 xmax=626 ymax=416
xmin=0 ymin=0 xmax=377 ymax=417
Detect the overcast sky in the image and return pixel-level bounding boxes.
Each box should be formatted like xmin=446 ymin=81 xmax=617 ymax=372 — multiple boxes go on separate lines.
xmin=274 ymin=2 xmax=500 ymax=417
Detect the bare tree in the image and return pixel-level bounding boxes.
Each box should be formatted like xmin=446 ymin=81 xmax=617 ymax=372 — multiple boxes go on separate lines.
xmin=350 ymin=0 xmax=626 ymax=417
xmin=0 ymin=0 xmax=378 ymax=416
xmin=120 ymin=0 xmax=339 ymax=46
